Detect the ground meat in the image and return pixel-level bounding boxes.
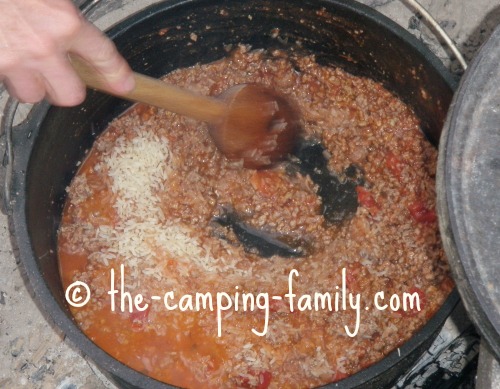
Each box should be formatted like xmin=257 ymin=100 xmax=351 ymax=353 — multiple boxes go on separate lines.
xmin=58 ymin=46 xmax=453 ymax=389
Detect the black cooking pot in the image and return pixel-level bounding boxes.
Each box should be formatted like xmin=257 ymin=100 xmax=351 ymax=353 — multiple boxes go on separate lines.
xmin=4 ymin=0 xmax=459 ymax=388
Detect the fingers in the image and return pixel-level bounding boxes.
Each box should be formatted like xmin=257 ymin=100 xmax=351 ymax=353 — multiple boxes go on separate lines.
xmin=0 ymin=0 xmax=134 ymax=106
xmin=4 ymin=20 xmax=134 ymax=106
xmin=70 ymin=22 xmax=135 ymax=95
xmin=3 ymin=71 xmax=45 ymax=104
xmin=3 ymin=56 xmax=86 ymax=106
xmin=40 ymin=56 xmax=87 ymax=106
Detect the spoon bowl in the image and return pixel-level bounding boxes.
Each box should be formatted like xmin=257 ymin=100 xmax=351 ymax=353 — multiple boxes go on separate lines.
xmin=70 ymin=55 xmax=301 ymax=168
xmin=214 ymin=83 xmax=301 ymax=168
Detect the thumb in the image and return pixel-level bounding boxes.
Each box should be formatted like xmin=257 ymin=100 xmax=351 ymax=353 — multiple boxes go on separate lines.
xmin=70 ymin=21 xmax=135 ymax=94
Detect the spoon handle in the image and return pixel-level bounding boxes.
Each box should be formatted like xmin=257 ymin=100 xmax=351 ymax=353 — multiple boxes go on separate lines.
xmin=69 ymin=54 xmax=227 ymax=124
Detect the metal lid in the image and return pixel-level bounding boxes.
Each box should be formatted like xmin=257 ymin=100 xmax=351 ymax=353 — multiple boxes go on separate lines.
xmin=438 ymin=25 xmax=500 ymax=360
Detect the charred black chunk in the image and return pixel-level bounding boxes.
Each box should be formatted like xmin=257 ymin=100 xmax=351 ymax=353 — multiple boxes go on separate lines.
xmin=212 ymin=207 xmax=305 ymax=258
xmin=291 ymin=140 xmax=361 ymax=224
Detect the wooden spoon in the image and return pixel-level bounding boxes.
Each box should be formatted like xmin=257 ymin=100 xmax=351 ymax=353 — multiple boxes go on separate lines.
xmin=70 ymin=55 xmax=301 ymax=169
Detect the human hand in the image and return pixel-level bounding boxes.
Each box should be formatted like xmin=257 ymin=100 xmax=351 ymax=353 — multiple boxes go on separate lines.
xmin=0 ymin=0 xmax=135 ymax=106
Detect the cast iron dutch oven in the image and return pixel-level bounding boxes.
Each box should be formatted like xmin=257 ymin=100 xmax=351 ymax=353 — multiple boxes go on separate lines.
xmin=3 ymin=0 xmax=459 ymax=387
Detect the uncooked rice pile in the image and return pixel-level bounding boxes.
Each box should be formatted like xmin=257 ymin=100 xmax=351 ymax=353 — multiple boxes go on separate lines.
xmin=58 ymin=46 xmax=453 ymax=389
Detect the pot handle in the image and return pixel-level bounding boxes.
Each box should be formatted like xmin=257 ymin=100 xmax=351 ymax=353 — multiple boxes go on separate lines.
xmin=0 ymin=97 xmax=18 ymax=215
xmin=403 ymin=0 xmax=467 ymax=70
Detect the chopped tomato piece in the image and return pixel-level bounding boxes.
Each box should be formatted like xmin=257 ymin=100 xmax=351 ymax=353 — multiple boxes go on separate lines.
xmin=355 ymin=186 xmax=381 ymax=215
xmin=345 ymin=262 xmax=363 ymax=292
xmin=408 ymin=200 xmax=436 ymax=224
xmin=134 ymin=103 xmax=155 ymax=122
xmin=238 ymin=370 xmax=272 ymax=389
xmin=257 ymin=371 xmax=272 ymax=389
xmin=239 ymin=376 xmax=251 ymax=388
xmin=129 ymin=306 xmax=150 ymax=331
xmin=409 ymin=286 xmax=426 ymax=308
xmin=333 ymin=370 xmax=349 ymax=382
xmin=440 ymin=277 xmax=455 ymax=294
